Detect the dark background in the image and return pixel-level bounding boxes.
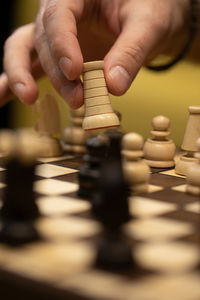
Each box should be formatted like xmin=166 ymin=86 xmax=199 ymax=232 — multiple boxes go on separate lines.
xmin=0 ymin=1 xmax=15 ymax=128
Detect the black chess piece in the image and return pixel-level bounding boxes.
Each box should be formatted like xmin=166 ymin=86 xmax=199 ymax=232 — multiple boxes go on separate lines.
xmin=0 ymin=158 xmax=40 ymax=245
xmin=92 ymin=131 xmax=129 ymax=225
xmin=78 ymin=136 xmax=107 ymax=199
xmin=92 ymin=131 xmax=135 ymax=270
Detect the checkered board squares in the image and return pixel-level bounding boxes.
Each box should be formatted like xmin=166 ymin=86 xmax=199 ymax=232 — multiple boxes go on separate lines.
xmin=0 ymin=153 xmax=200 ymax=300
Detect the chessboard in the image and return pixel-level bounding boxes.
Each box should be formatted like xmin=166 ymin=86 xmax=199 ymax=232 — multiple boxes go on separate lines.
xmin=0 ymin=152 xmax=200 ymax=300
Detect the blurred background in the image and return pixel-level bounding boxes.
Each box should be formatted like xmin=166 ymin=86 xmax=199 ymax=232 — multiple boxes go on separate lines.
xmin=1 ymin=0 xmax=200 ymax=146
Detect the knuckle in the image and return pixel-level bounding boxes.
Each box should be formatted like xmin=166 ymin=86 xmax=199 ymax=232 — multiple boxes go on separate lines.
xmin=49 ymin=32 xmax=73 ymax=57
xmin=34 ymin=28 xmax=46 ymax=50
xmin=149 ymin=14 xmax=170 ymax=36
xmin=4 ymin=36 xmax=12 ymax=51
xmin=3 ymin=31 xmax=18 ymax=51
xmin=43 ymin=2 xmax=57 ymax=27
xmin=123 ymin=44 xmax=145 ymax=68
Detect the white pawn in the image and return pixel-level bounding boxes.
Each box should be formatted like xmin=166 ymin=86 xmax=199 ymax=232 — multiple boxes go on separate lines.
xmin=62 ymin=106 xmax=91 ymax=154
xmin=33 ymin=92 xmax=63 ymax=157
xmin=122 ymin=132 xmax=150 ymax=194
xmin=144 ymin=115 xmax=176 ymax=168
xmin=186 ymin=137 xmax=200 ymax=196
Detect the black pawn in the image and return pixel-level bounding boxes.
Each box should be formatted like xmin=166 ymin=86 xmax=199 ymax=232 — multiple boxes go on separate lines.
xmin=92 ymin=131 xmax=129 ymax=226
xmin=0 ymin=159 xmax=39 ymax=245
xmin=92 ymin=131 xmax=134 ymax=269
xmin=78 ymin=136 xmax=107 ymax=199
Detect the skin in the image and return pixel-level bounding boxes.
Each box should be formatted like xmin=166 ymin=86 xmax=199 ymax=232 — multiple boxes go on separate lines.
xmin=0 ymin=0 xmax=190 ymax=108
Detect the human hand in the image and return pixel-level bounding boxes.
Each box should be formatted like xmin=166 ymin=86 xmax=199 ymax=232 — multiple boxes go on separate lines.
xmin=0 ymin=0 xmax=190 ymax=108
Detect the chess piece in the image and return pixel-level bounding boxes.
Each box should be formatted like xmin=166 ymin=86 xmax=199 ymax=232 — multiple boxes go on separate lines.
xmin=33 ymin=91 xmax=63 ymax=157
xmin=97 ymin=109 xmax=123 ymax=144
xmin=78 ymin=136 xmax=107 ymax=199
xmin=92 ymin=131 xmax=129 ymax=225
xmin=62 ymin=105 xmax=91 ymax=154
xmin=82 ymin=61 xmax=120 ymax=131
xmin=92 ymin=131 xmax=135 ymax=269
xmin=122 ymin=132 xmax=150 ymax=194
xmin=144 ymin=115 xmax=176 ymax=168
xmin=175 ymin=106 xmax=200 ymax=176
xmin=186 ymin=138 xmax=200 ymax=195
xmin=0 ymin=130 xmax=41 ymax=245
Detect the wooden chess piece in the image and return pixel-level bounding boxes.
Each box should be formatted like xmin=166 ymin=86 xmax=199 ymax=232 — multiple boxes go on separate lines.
xmin=122 ymin=132 xmax=150 ymax=194
xmin=143 ymin=115 xmax=176 ymax=168
xmin=92 ymin=131 xmax=134 ymax=270
xmin=186 ymin=138 xmax=200 ymax=195
xmin=0 ymin=130 xmax=41 ymax=245
xmin=78 ymin=136 xmax=107 ymax=199
xmin=33 ymin=91 xmax=63 ymax=157
xmin=82 ymin=61 xmax=120 ymax=131
xmin=62 ymin=105 xmax=91 ymax=154
xmin=175 ymin=106 xmax=200 ymax=176
xmin=97 ymin=109 xmax=123 ymax=145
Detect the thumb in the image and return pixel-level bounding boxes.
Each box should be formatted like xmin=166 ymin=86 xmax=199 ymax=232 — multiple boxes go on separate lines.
xmin=104 ymin=16 xmax=166 ymax=95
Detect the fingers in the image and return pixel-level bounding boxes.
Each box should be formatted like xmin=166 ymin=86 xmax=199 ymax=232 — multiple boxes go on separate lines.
xmin=35 ymin=23 xmax=83 ymax=108
xmin=104 ymin=2 xmax=171 ymax=95
xmin=34 ymin=0 xmax=84 ymax=108
xmin=0 ymin=57 xmax=45 ymax=107
xmin=42 ymin=0 xmax=84 ymax=80
xmin=3 ymin=23 xmax=40 ymax=105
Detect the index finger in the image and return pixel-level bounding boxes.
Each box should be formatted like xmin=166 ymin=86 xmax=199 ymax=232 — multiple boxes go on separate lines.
xmin=42 ymin=0 xmax=84 ymax=80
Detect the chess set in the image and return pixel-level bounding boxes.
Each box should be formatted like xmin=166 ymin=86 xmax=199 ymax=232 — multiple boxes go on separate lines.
xmin=0 ymin=61 xmax=200 ymax=300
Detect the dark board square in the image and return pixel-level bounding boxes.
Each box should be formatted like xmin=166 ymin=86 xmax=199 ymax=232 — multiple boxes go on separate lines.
xmin=144 ymin=188 xmax=197 ymax=205
xmin=150 ymin=173 xmax=185 ymax=187
xmin=53 ymin=173 xmax=78 ymax=183
xmin=161 ymin=209 xmax=200 ymax=225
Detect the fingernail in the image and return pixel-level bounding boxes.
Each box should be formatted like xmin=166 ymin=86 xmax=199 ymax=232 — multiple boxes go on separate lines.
xmin=60 ymin=84 xmax=77 ymax=107
xmin=109 ymin=66 xmax=131 ymax=93
xmin=13 ymin=83 xmax=25 ymax=101
xmin=59 ymin=57 xmax=72 ymax=79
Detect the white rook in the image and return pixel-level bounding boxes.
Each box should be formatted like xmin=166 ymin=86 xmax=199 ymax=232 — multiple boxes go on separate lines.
xmin=82 ymin=61 xmax=120 ymax=131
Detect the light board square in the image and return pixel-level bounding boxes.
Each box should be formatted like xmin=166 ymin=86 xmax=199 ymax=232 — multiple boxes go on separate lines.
xmin=37 ymin=216 xmax=102 ymax=241
xmin=36 ymin=164 xmax=77 ymax=178
xmin=1 ymin=241 xmax=95 ymax=282
xmin=0 ymin=182 xmax=6 ymax=189
xmin=38 ymin=196 xmax=91 ymax=216
xmin=59 ymin=270 xmax=126 ymax=300
xmin=129 ymin=196 xmax=176 ymax=218
xmin=185 ymin=202 xmax=200 ymax=213
xmin=126 ymin=273 xmax=200 ymax=300
xmin=148 ymin=184 xmax=164 ymax=193
xmin=34 ymin=179 xmax=78 ymax=195
xmin=172 ymin=184 xmax=187 ymax=193
xmin=125 ymin=218 xmax=193 ymax=241
xmin=135 ymin=241 xmax=199 ymax=274
xmin=37 ymin=154 xmax=74 ymax=163
xmin=160 ymin=169 xmax=185 ymax=178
